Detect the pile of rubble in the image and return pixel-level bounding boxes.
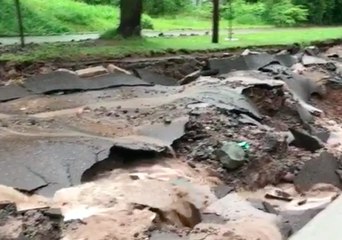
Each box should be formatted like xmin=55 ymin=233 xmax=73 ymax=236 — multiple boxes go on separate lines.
xmin=0 ymin=44 xmax=342 ymax=239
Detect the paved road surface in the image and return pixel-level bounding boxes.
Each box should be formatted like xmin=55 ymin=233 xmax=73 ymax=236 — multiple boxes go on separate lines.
xmin=0 ymin=29 xmax=264 ymax=46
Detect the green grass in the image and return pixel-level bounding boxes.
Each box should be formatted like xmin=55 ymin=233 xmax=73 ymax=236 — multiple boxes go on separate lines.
xmin=0 ymin=0 xmax=270 ymax=36
xmin=2 ymin=27 xmax=341 ymax=63
xmin=152 ymin=17 xmax=271 ymax=30
xmin=0 ymin=0 xmax=119 ymax=36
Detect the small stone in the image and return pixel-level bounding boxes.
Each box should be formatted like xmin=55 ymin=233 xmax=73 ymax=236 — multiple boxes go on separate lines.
xmin=28 ymin=118 xmax=37 ymax=125
xmin=187 ymin=162 xmax=196 ymax=168
xmin=215 ymin=141 xmax=246 ymax=170
xmin=164 ymin=118 xmax=172 ymax=124
xmin=282 ymin=172 xmax=295 ymax=183
xmin=265 ymin=189 xmax=293 ymax=202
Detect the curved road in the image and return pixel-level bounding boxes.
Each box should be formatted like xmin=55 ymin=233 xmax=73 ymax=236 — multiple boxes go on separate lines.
xmin=0 ymin=29 xmax=265 ymax=46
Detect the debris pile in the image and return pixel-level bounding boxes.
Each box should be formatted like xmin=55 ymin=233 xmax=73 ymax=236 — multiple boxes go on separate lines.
xmin=0 ymin=44 xmax=342 ymax=239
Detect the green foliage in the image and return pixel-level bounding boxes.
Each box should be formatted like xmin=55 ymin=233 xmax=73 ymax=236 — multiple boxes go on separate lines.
xmin=223 ymin=0 xmax=267 ymax=25
xmin=293 ymin=0 xmax=342 ymax=24
xmin=143 ymin=0 xmax=192 ymax=16
xmin=266 ymin=0 xmax=308 ymax=26
xmin=0 ymin=0 xmax=119 ymax=36
xmin=142 ymin=15 xmax=154 ymax=30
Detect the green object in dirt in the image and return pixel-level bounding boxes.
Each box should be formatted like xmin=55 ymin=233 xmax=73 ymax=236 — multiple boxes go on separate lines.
xmin=216 ymin=141 xmax=246 ymax=170
xmin=238 ymin=141 xmax=250 ymax=151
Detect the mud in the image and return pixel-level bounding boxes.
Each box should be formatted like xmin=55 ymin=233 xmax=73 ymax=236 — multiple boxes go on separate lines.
xmin=0 ymin=202 xmax=63 ymax=240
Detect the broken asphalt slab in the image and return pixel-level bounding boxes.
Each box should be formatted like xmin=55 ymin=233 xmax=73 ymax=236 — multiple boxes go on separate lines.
xmin=0 ymin=116 xmax=190 ymax=195
xmin=191 ymin=86 xmax=262 ymax=120
xmin=22 ymin=71 xmax=152 ymax=94
xmin=0 ymin=85 xmax=30 ymax=102
xmin=294 ymin=151 xmax=342 ymax=192
xmin=0 ymin=135 xmax=113 ymax=196
xmin=207 ymin=53 xmax=297 ymax=75
xmin=133 ymin=69 xmax=179 ymax=86
xmin=289 ymin=128 xmax=324 ymax=152
xmin=136 ymin=116 xmax=189 ymax=146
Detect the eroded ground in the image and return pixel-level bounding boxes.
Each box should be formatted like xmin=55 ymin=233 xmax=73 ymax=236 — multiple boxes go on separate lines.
xmin=0 ymin=44 xmax=342 ymax=240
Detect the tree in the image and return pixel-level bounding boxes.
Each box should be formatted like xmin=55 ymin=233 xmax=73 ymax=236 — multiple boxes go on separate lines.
xmin=14 ymin=0 xmax=25 ymax=47
xmin=212 ymin=0 xmax=220 ymax=43
xmin=116 ymin=0 xmax=142 ymax=37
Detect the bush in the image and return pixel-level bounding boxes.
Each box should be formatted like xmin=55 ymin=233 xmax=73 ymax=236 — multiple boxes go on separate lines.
xmin=144 ymin=0 xmax=192 ymax=16
xmin=266 ymin=0 xmax=308 ymax=26
xmin=191 ymin=2 xmax=212 ymax=19
xmin=142 ymin=15 xmax=154 ymax=30
xmin=222 ymin=0 xmax=267 ymax=25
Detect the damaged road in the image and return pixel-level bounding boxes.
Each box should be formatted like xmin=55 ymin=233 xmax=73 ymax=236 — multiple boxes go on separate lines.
xmin=0 ymin=44 xmax=342 ymax=239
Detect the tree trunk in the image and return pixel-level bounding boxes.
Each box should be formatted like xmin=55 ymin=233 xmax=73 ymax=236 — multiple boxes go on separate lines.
xmin=116 ymin=0 xmax=142 ymax=37
xmin=14 ymin=0 xmax=25 ymax=47
xmin=212 ymin=0 xmax=220 ymax=43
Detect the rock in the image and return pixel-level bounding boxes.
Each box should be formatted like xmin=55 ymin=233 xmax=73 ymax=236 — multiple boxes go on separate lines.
xmin=179 ymin=70 xmax=200 ymax=85
xmin=302 ymin=55 xmax=328 ymax=66
xmin=164 ymin=117 xmax=172 ymax=124
xmin=289 ymin=128 xmax=323 ymax=152
xmin=107 ymin=64 xmax=131 ymax=75
xmin=56 ymin=68 xmax=77 ymax=75
xmin=212 ymin=185 xmax=234 ymax=199
xmin=263 ymin=132 xmax=287 ymax=153
xmin=76 ymin=66 xmax=108 ymax=78
xmin=204 ymin=193 xmax=278 ymax=223
xmin=291 ymin=63 xmax=306 ymax=74
xmin=282 ymin=172 xmax=295 ymax=183
xmin=304 ymin=46 xmax=320 ymax=56
xmin=215 ymin=142 xmax=246 ymax=170
xmin=294 ymin=151 xmax=342 ymax=192
xmin=265 ymin=189 xmax=293 ymax=202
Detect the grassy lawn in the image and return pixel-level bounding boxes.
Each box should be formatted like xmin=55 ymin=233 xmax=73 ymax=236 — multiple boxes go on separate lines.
xmin=1 ymin=0 xmax=271 ymax=36
xmin=153 ymin=17 xmax=271 ymax=30
xmin=1 ymin=27 xmax=341 ymax=63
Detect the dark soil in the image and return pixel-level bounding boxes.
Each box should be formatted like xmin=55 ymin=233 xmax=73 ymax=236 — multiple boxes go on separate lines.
xmin=0 ymin=203 xmax=63 ymax=240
